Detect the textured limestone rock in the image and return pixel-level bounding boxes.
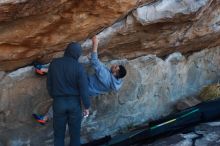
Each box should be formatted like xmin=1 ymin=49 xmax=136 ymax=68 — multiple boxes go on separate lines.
xmin=0 ymin=0 xmax=220 ymax=145
xmin=0 ymin=47 xmax=219 ymax=145
xmin=1 ymin=0 xmax=220 ymax=72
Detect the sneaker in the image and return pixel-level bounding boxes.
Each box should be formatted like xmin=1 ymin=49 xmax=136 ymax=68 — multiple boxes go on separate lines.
xmin=32 ymin=113 xmax=47 ymax=125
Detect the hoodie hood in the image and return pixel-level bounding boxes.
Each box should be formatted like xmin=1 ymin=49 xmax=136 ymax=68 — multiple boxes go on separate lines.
xmin=64 ymin=42 xmax=82 ymax=60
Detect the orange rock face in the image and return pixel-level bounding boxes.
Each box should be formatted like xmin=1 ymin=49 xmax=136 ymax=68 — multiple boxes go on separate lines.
xmin=0 ymin=0 xmax=150 ymax=71
xmin=0 ymin=0 xmax=220 ymax=71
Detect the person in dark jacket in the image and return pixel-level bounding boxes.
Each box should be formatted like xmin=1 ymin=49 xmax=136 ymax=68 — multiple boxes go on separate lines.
xmin=47 ymin=42 xmax=90 ymax=146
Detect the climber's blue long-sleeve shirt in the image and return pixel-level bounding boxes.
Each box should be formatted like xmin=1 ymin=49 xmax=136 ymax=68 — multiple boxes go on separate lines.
xmin=88 ymin=52 xmax=122 ymax=97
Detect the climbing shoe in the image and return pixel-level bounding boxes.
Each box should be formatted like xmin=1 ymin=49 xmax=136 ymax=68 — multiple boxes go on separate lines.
xmin=32 ymin=113 xmax=47 ymax=125
xmin=35 ymin=68 xmax=47 ymax=76
xmin=33 ymin=62 xmax=48 ymax=76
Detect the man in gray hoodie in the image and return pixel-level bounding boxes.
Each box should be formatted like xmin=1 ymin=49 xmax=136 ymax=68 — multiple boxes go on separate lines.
xmin=33 ymin=36 xmax=126 ymax=125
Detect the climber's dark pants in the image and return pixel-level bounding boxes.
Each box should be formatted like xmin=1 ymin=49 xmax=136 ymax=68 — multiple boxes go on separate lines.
xmin=53 ymin=97 xmax=82 ymax=146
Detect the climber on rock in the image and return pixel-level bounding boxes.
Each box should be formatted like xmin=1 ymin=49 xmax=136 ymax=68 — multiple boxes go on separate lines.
xmin=33 ymin=35 xmax=127 ymax=125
